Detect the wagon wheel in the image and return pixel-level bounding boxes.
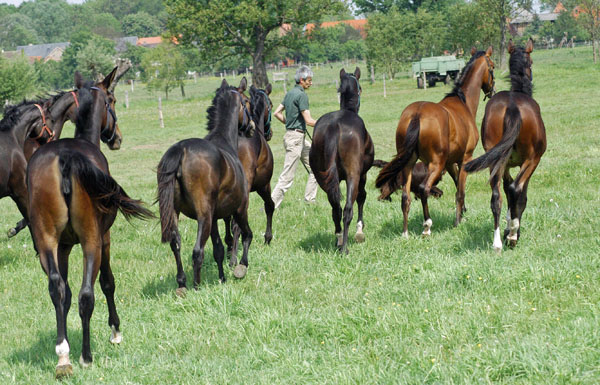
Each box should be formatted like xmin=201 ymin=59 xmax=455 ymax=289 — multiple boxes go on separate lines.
xmin=444 ymin=74 xmax=451 ymax=85
xmin=417 ymin=77 xmax=424 ymax=89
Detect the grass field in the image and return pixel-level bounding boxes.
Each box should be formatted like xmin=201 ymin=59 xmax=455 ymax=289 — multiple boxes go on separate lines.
xmin=1 ymin=46 xmax=599 ymax=384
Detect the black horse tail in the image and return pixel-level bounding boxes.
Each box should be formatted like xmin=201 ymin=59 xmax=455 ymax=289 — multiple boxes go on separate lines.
xmin=314 ymin=126 xmax=340 ymax=193
xmin=372 ymin=159 xmax=389 ymax=168
xmin=59 ymin=150 xmax=154 ymax=221
xmin=464 ymin=104 xmax=521 ymax=180
xmin=156 ymin=144 xmax=184 ymax=243
xmin=375 ymin=114 xmax=420 ymax=200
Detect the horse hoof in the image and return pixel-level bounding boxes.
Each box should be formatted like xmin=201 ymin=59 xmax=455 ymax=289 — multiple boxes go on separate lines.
xmin=229 ymin=257 xmax=238 ymax=269
xmin=55 ymin=364 xmax=73 ymax=379
xmin=233 ymin=264 xmax=247 ymax=279
xmin=508 ymin=239 xmax=517 ymax=248
xmin=493 ymin=246 xmax=502 ymax=254
xmin=7 ymin=228 xmax=16 ymax=238
xmin=175 ymin=287 xmax=187 ymax=297
xmin=110 ymin=326 xmax=122 ymax=344
xmin=264 ymin=235 xmax=272 ymax=245
xmin=79 ymin=356 xmax=92 ymax=368
xmin=421 ymin=232 xmax=431 ymax=238
xmin=354 ymin=231 xmax=365 ymax=243
xmin=401 ymin=232 xmax=409 ymax=239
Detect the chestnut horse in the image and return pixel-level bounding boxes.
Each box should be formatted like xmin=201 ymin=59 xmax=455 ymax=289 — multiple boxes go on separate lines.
xmin=26 ymin=69 xmax=152 ymax=378
xmin=464 ymin=39 xmax=546 ymax=251
xmin=224 ymin=83 xmax=275 ymax=263
xmin=376 ymin=47 xmax=495 ymax=237
xmin=309 ymin=67 xmax=374 ymax=253
xmin=157 ymin=78 xmax=255 ymax=295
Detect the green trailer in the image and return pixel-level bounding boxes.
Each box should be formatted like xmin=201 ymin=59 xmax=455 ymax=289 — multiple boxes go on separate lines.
xmin=412 ymin=55 xmax=465 ymax=89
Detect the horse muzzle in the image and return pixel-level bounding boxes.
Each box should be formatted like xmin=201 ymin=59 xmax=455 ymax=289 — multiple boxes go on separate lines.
xmin=245 ymin=120 xmax=256 ymax=138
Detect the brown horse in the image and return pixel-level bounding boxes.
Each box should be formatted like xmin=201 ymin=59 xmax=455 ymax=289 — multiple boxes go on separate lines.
xmin=309 ymin=67 xmax=374 ymax=253
xmin=157 ymin=78 xmax=255 ymax=295
xmin=26 ymin=69 xmax=152 ymax=378
xmin=376 ymin=47 xmax=495 ymax=237
xmin=224 ymin=83 xmax=275 ymax=262
xmin=464 ymin=39 xmax=546 ymax=251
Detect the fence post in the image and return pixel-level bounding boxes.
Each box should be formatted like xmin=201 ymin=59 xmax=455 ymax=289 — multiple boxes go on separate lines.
xmin=158 ymin=96 xmax=164 ymax=128
xmin=370 ymin=65 xmax=375 ymax=84
xmin=193 ymin=72 xmax=197 ymax=83
xmin=336 ymin=79 xmax=340 ymax=103
xmin=131 ymin=79 xmax=134 ymax=92
xmin=125 ymin=90 xmax=129 ymax=109
xmin=423 ymin=71 xmax=427 ymax=90
xmin=383 ymin=73 xmax=387 ymax=98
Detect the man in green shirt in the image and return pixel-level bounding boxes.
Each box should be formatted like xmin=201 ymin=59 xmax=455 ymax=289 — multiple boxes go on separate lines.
xmin=271 ymin=65 xmax=318 ymax=209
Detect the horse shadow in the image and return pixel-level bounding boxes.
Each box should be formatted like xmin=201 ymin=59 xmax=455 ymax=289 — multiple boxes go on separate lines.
xmin=297 ymin=232 xmax=338 ymax=253
xmin=8 ymin=329 xmax=80 ymax=370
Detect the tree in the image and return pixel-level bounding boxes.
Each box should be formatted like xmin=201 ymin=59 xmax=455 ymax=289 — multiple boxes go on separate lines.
xmin=76 ymin=35 xmax=116 ymax=81
xmin=354 ymin=0 xmax=463 ymax=15
xmin=86 ymin=12 xmax=122 ymax=39
xmin=574 ymin=0 xmax=600 ymax=62
xmin=0 ymin=13 xmax=39 ymax=50
xmin=122 ymin=11 xmax=162 ymax=37
xmin=19 ymin=0 xmax=73 ymax=43
xmin=0 ymin=54 xmax=37 ymax=107
xmin=141 ymin=42 xmax=186 ymax=99
xmin=447 ymin=1 xmax=499 ymax=54
xmin=164 ymin=0 xmax=345 ymax=88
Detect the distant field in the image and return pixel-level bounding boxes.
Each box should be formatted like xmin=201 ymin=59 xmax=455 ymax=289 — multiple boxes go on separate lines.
xmin=1 ymin=46 xmax=599 ymax=384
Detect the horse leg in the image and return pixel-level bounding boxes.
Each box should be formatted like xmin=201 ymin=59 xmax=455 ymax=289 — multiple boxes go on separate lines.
xmin=78 ymin=240 xmax=101 ymax=368
xmin=224 ymin=216 xmax=235 ymax=266
xmin=401 ymin=166 xmax=414 ymax=238
xmin=99 ymin=231 xmax=121 ymax=344
xmin=7 ymin=218 xmax=27 ymax=238
xmin=354 ymin=175 xmax=367 ymax=243
xmin=326 ymin=183 xmax=343 ymax=249
xmin=210 ymin=218 xmax=226 ymax=283
xmin=230 ymin=219 xmax=240 ymax=268
xmin=340 ymin=176 xmax=359 ymax=254
xmin=490 ymin=173 xmax=504 ymax=252
xmin=447 ymin=163 xmax=465 ymax=214
xmin=168 ymin=217 xmax=187 ymax=296
xmin=421 ymin=161 xmax=444 ymax=235
xmin=507 ymin=159 xmax=540 ymax=247
xmin=192 ymin=217 xmax=212 ymax=289
xmin=502 ymin=170 xmax=515 ymax=240
xmin=454 ymin=160 xmax=470 ymax=226
xmin=232 ymin=211 xmax=253 ymax=279
xmin=257 ymin=184 xmax=275 ymax=245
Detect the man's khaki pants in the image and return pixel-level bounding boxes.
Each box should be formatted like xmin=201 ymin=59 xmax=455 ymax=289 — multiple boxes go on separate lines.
xmin=271 ymin=130 xmax=318 ymax=209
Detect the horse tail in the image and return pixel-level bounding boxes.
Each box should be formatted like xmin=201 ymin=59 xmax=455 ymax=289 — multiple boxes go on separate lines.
xmin=59 ymin=150 xmax=154 ymax=221
xmin=464 ymin=104 xmax=521 ymax=180
xmin=375 ymin=114 xmax=420 ymax=200
xmin=372 ymin=159 xmax=389 ymax=168
xmin=315 ymin=127 xmax=340 ymax=193
xmin=156 ymin=144 xmax=184 ymax=243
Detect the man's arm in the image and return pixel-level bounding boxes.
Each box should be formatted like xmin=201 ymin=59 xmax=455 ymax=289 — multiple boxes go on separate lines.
xmin=301 ymin=109 xmax=317 ymax=127
xmin=274 ymin=104 xmax=285 ymax=124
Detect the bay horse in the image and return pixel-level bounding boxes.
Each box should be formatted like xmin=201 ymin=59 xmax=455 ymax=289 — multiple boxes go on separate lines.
xmin=376 ymin=47 xmax=495 ymax=237
xmin=26 ymin=69 xmax=152 ymax=378
xmin=157 ymin=78 xmax=255 ymax=295
xmin=309 ymin=67 xmax=374 ymax=253
xmin=464 ymin=39 xmax=546 ymax=251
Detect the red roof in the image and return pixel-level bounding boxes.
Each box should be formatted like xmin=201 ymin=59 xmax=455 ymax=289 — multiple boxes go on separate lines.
xmin=305 ymin=19 xmax=368 ymax=38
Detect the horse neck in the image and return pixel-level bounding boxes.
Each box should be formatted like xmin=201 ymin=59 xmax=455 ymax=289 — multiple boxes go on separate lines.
xmin=207 ymin=105 xmax=239 ymax=152
xmin=340 ymin=96 xmax=359 ymax=113
xmin=48 ymin=94 xmax=77 ymax=138
xmin=460 ymin=61 xmax=487 ymax=118
xmin=74 ymin=97 xmax=102 ymax=147
xmin=12 ymin=107 xmax=40 ymax=148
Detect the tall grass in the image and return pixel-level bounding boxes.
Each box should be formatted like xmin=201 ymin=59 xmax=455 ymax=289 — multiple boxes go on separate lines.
xmin=0 ymin=46 xmax=599 ymax=384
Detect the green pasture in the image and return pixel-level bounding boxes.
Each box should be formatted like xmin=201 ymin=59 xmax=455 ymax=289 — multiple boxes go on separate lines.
xmin=1 ymin=46 xmax=599 ymax=384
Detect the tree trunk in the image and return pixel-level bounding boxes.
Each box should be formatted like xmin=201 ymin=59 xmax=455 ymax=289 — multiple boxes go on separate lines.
xmin=251 ymin=30 xmax=268 ymax=88
xmin=165 ymin=86 xmax=169 ymax=100
xmin=499 ymin=15 xmax=508 ymax=70
xmin=180 ymin=83 xmax=185 ymax=98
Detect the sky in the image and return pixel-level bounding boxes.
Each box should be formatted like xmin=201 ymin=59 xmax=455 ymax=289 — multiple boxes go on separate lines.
xmin=0 ymin=0 xmax=85 ymax=5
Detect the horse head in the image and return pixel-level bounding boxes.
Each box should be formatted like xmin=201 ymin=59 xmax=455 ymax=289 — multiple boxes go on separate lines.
xmin=472 ymin=46 xmax=495 ymax=100
xmin=339 ymin=67 xmax=361 ymax=113
xmin=249 ymin=83 xmax=273 ymax=141
xmin=229 ymin=78 xmax=255 ymax=138
xmin=507 ymin=38 xmax=534 ymax=96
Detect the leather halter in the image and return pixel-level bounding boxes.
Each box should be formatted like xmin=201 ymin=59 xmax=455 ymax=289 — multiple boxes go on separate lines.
xmin=32 ymin=104 xmax=55 ymax=141
xmin=70 ymin=91 xmax=79 ymax=108
xmin=90 ymin=86 xmax=118 ymax=143
xmin=230 ymin=89 xmax=252 ymax=131
xmin=347 ymin=74 xmax=361 ymax=110
xmin=256 ymin=89 xmax=272 ymax=136
xmin=483 ymin=56 xmax=495 ymax=101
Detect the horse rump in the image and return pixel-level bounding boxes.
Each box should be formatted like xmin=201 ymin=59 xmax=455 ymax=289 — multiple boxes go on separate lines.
xmin=156 ymin=143 xmax=185 ymax=243
xmin=59 ymin=149 xmax=153 ymax=220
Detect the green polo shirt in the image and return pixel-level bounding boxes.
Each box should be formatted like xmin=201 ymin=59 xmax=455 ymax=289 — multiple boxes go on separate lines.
xmin=282 ymin=84 xmax=309 ymax=131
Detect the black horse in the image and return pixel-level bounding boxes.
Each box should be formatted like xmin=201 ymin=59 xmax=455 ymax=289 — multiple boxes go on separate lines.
xmin=309 ymin=67 xmax=374 ymax=253
xmin=157 ymin=79 xmax=255 ymax=296
xmin=27 ymin=68 xmax=152 ymax=378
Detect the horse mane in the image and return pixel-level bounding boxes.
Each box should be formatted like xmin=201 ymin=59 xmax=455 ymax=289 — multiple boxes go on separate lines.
xmin=508 ymin=46 xmax=533 ymax=96
xmin=445 ymin=51 xmax=486 ymax=103
xmin=206 ymin=85 xmax=237 ymax=132
xmin=250 ymin=89 xmax=266 ymax=128
xmin=74 ymin=80 xmax=95 ymax=135
xmin=47 ymin=90 xmax=70 ymax=105
xmin=0 ymin=98 xmax=46 ymax=132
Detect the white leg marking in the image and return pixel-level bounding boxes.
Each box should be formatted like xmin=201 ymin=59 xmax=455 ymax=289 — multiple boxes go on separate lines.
xmin=356 ymin=221 xmax=363 ymax=233
xmin=354 ymin=221 xmax=365 ymax=243
xmin=79 ymin=355 xmax=91 ymax=368
xmin=422 ymin=218 xmax=433 ymax=236
xmin=56 ymin=339 xmax=70 ymax=356
xmin=493 ymin=227 xmax=502 ymax=252
xmin=402 ymin=231 xmax=409 ymax=239
xmin=508 ymin=218 xmax=520 ymax=241
xmin=336 ymin=233 xmax=343 ymax=247
xmin=110 ymin=325 xmax=122 ymax=344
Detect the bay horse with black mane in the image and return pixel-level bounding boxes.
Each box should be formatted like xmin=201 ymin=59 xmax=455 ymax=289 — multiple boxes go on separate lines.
xmin=157 ymin=78 xmax=255 ymax=295
xmin=464 ymin=39 xmax=546 ymax=251
xmin=309 ymin=67 xmax=374 ymax=253
xmin=376 ymin=47 xmax=495 ymax=237
xmin=224 ymin=83 xmax=275 ymax=264
xmin=26 ymin=69 xmax=152 ymax=378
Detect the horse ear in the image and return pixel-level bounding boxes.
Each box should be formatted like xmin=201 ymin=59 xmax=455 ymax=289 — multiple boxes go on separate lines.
xmin=507 ymin=39 xmax=515 ymax=54
xmin=340 ymin=68 xmax=346 ymax=79
xmin=526 ymin=38 xmax=534 ymax=53
xmin=220 ymin=79 xmax=229 ymax=90
xmin=74 ymin=71 xmax=84 ymax=89
xmin=470 ymin=46 xmax=477 ymax=56
xmin=354 ymin=67 xmax=361 ymax=80
xmin=101 ymin=66 xmax=118 ymax=90
xmin=238 ymin=77 xmax=247 ymax=92
xmin=265 ymin=83 xmax=272 ymax=95
xmin=485 ymin=45 xmax=493 ymax=57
